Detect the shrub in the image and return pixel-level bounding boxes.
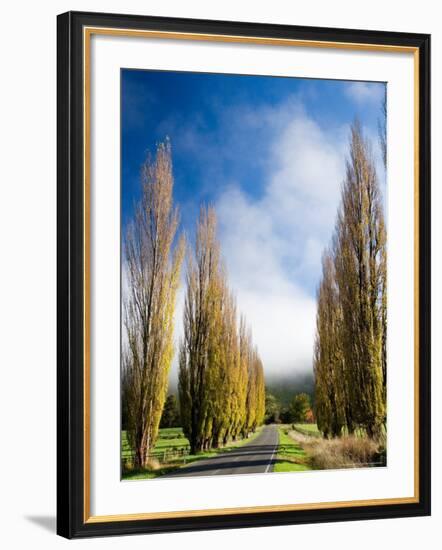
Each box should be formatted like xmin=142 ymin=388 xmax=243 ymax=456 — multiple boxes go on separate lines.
xmin=145 ymin=458 xmax=161 ymax=471
xmin=303 ymin=435 xmax=380 ymax=470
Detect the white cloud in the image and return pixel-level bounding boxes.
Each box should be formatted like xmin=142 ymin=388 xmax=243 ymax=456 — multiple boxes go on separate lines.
xmin=143 ymin=98 xmax=383 ymax=383
xmin=345 ymin=82 xmax=384 ymax=105
xmin=214 ymin=105 xmax=347 ymax=378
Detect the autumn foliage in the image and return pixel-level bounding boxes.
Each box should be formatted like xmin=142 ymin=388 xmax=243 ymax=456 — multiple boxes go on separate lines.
xmin=178 ymin=207 xmax=265 ymax=453
xmin=313 ymin=122 xmax=387 ymax=440
xmin=122 ymin=142 xmax=266 ymax=466
xmin=122 ymin=141 xmax=185 ymax=468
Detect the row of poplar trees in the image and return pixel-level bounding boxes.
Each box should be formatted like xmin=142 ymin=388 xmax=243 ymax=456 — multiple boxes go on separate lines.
xmin=122 ymin=140 xmax=265 ymax=468
xmin=178 ymin=207 xmax=266 ymax=454
xmin=313 ymin=121 xmax=387 ymax=440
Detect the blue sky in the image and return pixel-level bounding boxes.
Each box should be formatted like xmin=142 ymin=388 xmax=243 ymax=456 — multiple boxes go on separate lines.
xmin=122 ymin=69 xmax=386 ymax=377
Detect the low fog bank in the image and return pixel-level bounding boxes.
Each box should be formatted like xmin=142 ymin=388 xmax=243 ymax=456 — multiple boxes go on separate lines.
xmin=168 ymin=369 xmax=315 ymax=404
xmin=265 ymin=371 xmax=315 ymax=406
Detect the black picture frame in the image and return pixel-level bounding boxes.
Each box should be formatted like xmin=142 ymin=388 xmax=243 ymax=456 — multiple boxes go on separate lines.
xmin=57 ymin=10 xmax=431 ymax=539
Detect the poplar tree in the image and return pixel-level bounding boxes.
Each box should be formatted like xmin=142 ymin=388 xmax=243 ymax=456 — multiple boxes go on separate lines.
xmin=240 ymin=320 xmax=255 ymax=437
xmin=178 ymin=206 xmax=223 ymax=453
xmin=313 ymin=251 xmax=346 ymax=437
xmin=379 ymin=93 xmax=388 ymax=411
xmin=254 ymin=352 xmax=266 ymax=428
xmin=123 ymin=141 xmax=185 ymax=468
xmin=210 ymin=283 xmax=240 ymax=447
xmin=241 ymin=322 xmax=265 ymax=436
xmin=313 ymin=121 xmax=387 ymax=439
xmin=231 ymin=316 xmax=249 ymax=440
xmin=334 ymin=121 xmax=386 ymax=437
xmin=179 ymin=207 xmax=266 ymax=452
xmin=204 ymin=272 xmax=228 ymax=448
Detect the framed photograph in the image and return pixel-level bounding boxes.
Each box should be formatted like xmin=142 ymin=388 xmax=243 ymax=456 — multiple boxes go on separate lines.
xmin=57 ymin=11 xmax=431 ymax=538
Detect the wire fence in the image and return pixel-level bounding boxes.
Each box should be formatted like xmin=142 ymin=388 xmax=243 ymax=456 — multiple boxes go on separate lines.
xmin=122 ymin=446 xmax=191 ymax=469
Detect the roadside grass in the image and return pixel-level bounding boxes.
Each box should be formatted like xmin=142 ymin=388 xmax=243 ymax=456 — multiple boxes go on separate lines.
xmin=293 ymin=423 xmax=386 ymax=440
xmin=273 ymin=426 xmax=312 ymax=473
xmin=272 ymin=423 xmax=386 ymax=474
xmin=302 ymin=434 xmax=382 ymax=470
xmin=122 ymin=426 xmax=264 ymax=480
xmin=286 ymin=428 xmax=385 ymax=470
xmin=292 ymin=423 xmax=321 ymax=437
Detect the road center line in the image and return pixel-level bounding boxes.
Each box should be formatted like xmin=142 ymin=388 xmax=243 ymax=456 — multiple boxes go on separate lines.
xmin=265 ymin=441 xmax=277 ymax=473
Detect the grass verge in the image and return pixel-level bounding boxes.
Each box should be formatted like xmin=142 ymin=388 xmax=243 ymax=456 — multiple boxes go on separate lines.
xmin=302 ymin=434 xmax=383 ymax=469
xmin=273 ymin=426 xmax=312 ymax=473
xmin=292 ymin=423 xmax=321 ymax=437
xmin=286 ymin=428 xmax=385 ymax=470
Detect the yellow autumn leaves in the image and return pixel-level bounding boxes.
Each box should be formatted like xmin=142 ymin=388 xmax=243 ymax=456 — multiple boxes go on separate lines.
xmin=314 ymin=122 xmax=387 ymax=440
xmin=123 ymin=141 xmax=265 ymax=467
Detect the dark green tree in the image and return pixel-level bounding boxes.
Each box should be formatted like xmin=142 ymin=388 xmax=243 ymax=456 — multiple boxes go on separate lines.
xmin=160 ymin=395 xmax=180 ymax=428
xmin=264 ymin=392 xmax=280 ymax=424
xmin=289 ymin=393 xmax=311 ymax=423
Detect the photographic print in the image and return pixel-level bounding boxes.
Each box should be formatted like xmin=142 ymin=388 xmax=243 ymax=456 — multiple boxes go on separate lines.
xmin=120 ymin=69 xmax=388 ymax=481
xmin=57 ymin=13 xmax=430 ymax=537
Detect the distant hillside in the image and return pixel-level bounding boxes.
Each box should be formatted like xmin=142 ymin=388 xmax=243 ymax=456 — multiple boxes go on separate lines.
xmin=169 ymin=371 xmax=316 ymax=408
xmin=265 ymin=372 xmax=315 ymax=407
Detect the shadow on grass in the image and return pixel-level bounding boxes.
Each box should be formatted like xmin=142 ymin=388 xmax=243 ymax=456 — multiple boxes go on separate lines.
xmin=122 ymin=464 xmax=180 ymax=480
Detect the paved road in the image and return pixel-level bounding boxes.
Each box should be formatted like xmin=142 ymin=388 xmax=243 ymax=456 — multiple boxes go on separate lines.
xmin=164 ymin=425 xmax=279 ymax=478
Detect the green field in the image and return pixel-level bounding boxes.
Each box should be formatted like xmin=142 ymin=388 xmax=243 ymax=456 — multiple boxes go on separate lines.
xmin=122 ymin=427 xmax=189 ymax=460
xmin=122 ymin=426 xmax=263 ymax=480
xmin=292 ymin=423 xmax=321 ymax=437
xmin=292 ymin=423 xmax=385 ymax=440
xmin=273 ymin=426 xmax=312 ymax=473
